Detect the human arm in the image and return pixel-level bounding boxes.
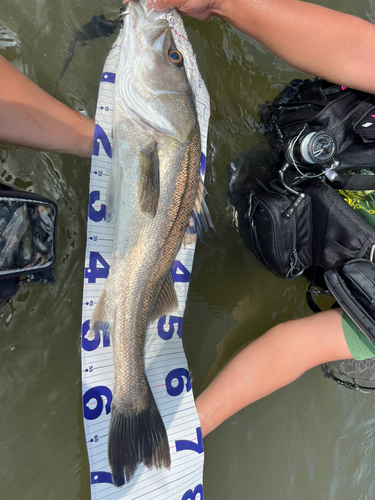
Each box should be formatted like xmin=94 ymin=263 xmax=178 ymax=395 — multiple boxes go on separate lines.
xmin=0 ymin=56 xmax=94 ymax=158
xmin=195 ymin=309 xmax=352 ymax=437
xmin=146 ymin=0 xmax=375 ymax=94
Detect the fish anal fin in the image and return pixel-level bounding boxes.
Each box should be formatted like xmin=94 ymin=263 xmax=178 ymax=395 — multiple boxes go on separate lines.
xmin=151 ymin=272 xmax=178 ymax=323
xmin=185 ymin=177 xmax=214 ymax=243
xmin=183 ymin=215 xmax=197 ymax=246
xmin=90 ymin=288 xmax=107 ymax=333
xmin=139 ymin=141 xmax=160 ymax=218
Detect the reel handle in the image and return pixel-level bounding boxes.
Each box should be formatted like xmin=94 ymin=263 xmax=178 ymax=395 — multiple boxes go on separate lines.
xmin=282 ymin=192 xmax=306 ymax=219
xmin=278 ymin=162 xmax=306 ymax=219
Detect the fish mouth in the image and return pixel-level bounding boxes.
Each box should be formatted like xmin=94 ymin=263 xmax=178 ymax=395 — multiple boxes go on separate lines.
xmin=126 ymin=0 xmax=170 ymax=53
xmin=124 ymin=1 xmax=168 ymax=37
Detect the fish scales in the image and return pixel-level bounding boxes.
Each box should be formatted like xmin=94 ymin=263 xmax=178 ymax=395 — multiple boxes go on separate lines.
xmin=90 ymin=0 xmax=202 ymax=488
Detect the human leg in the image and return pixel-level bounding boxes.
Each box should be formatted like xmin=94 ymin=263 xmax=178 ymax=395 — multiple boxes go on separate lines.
xmin=196 ymin=308 xmax=352 ymax=438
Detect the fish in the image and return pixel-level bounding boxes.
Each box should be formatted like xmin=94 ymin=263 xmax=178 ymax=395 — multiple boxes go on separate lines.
xmin=89 ymin=0 xmax=210 ymax=488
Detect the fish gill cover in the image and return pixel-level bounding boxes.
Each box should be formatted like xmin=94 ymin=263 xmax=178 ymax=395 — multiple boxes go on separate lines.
xmin=81 ymin=1 xmax=210 ymax=498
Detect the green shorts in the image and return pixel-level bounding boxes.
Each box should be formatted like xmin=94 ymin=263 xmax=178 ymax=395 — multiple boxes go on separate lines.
xmin=342 ymin=312 xmax=375 ymax=360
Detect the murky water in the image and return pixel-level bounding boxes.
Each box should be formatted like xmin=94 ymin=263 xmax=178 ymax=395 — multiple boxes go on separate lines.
xmin=1 ymin=0 xmax=375 ymax=498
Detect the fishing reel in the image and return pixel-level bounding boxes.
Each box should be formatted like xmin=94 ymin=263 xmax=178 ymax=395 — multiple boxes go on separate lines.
xmin=280 ymin=126 xmax=351 ymax=194
xmin=274 ymin=128 xmax=337 ymax=220
xmin=285 ymin=128 xmax=337 ymax=169
xmin=281 ymin=126 xmax=375 ymax=189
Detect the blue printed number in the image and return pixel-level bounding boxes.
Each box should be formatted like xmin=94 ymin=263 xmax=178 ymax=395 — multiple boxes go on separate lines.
xmin=157 ymin=315 xmax=182 ymax=340
xmin=199 ymin=153 xmax=206 ymax=177
xmin=172 ymin=260 xmax=191 ymax=283
xmin=92 ymin=124 xmax=112 ymax=158
xmin=88 ymin=191 xmax=106 ymax=222
xmin=83 ymin=386 xmax=113 ymax=420
xmin=165 ymin=368 xmax=191 ymax=396
xmin=85 ymin=252 xmax=110 ymax=283
xmin=81 ymin=319 xmax=110 ymax=351
xmin=182 ymin=484 xmax=203 ymax=500
xmin=91 ymin=472 xmax=113 ymax=485
xmin=100 ymin=72 xmax=116 ymax=84
xmin=176 ymin=427 xmax=204 ymax=454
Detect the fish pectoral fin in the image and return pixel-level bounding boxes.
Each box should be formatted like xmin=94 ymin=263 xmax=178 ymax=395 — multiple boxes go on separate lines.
xmin=151 ymin=272 xmax=178 ymax=322
xmin=105 ymin=162 xmax=123 ymax=224
xmin=138 ymin=141 xmax=160 ymax=218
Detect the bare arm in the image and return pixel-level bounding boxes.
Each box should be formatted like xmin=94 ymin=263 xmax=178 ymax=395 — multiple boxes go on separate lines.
xmin=195 ymin=310 xmax=352 ymax=437
xmin=0 ymin=56 xmax=94 ymax=158
xmin=147 ymin=0 xmax=375 ymax=93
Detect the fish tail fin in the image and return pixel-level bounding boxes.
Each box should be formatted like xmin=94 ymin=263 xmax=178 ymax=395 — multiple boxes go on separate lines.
xmin=108 ymin=387 xmax=171 ymax=487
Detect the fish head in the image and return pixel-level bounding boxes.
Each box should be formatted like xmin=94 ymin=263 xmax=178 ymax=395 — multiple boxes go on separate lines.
xmin=118 ymin=1 xmax=198 ymax=144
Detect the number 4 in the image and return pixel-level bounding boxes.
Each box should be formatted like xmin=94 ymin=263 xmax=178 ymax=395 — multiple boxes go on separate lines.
xmin=85 ymin=252 xmax=110 ymax=283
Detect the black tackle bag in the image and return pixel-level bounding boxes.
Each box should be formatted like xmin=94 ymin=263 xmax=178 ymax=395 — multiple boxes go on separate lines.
xmin=228 ymin=77 xmax=375 ymax=344
xmin=247 ymin=178 xmax=313 ymax=279
xmin=246 ymin=176 xmax=375 ymax=280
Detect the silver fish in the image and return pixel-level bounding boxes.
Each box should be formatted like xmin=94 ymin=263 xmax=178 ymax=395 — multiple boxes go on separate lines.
xmin=90 ymin=0 xmax=206 ymax=487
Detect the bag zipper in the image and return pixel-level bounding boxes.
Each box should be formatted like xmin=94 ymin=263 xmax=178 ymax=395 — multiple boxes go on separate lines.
xmin=327 ymin=100 xmax=371 ymax=134
xmin=287 ymin=212 xmax=305 ymax=278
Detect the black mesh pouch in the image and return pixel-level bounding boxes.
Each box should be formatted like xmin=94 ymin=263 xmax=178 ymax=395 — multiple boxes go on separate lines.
xmin=0 ymin=186 xmax=57 ymax=308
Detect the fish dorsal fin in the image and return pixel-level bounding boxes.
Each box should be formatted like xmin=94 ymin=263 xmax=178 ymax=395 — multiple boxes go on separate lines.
xmin=150 ymin=272 xmax=178 ymax=323
xmin=139 ymin=141 xmax=160 ymax=218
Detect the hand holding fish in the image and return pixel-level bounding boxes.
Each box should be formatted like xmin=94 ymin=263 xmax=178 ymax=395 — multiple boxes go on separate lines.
xmin=145 ymin=0 xmax=214 ymax=20
xmin=140 ymin=0 xmax=375 ymax=94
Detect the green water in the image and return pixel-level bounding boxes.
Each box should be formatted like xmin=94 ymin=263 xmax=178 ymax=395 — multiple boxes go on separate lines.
xmin=1 ymin=0 xmax=375 ymax=498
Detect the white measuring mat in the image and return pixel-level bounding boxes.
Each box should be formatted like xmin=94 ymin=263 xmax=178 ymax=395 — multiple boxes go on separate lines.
xmin=81 ymin=5 xmax=210 ymax=499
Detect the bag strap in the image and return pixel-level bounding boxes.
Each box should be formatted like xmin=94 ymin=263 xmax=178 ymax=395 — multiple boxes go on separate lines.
xmin=324 ymin=171 xmax=375 ymax=190
xmin=305 ymin=268 xmax=334 ymax=313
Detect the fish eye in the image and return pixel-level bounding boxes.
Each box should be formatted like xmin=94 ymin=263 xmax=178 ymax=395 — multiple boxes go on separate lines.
xmin=169 ymin=50 xmax=183 ymax=67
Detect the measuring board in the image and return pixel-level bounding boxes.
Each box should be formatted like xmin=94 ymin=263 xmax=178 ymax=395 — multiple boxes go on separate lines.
xmin=81 ymin=6 xmax=210 ymax=500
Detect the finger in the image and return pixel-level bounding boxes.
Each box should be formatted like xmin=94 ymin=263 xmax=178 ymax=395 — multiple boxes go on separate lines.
xmin=146 ymin=0 xmax=181 ymax=11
